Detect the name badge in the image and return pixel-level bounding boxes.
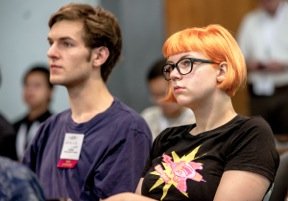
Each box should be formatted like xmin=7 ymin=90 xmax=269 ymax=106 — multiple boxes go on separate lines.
xmin=57 ymin=133 xmax=84 ymax=169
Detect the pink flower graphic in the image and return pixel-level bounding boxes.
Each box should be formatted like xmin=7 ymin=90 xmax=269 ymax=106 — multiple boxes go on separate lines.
xmin=149 ymin=147 xmax=205 ymax=200
xmin=160 ymin=154 xmax=204 ymax=192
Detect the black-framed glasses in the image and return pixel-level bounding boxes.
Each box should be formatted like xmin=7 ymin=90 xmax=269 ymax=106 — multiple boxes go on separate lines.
xmin=162 ymin=57 xmax=217 ymax=81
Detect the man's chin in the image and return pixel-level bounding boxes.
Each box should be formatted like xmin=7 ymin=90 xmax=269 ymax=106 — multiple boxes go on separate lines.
xmin=50 ymin=78 xmax=62 ymax=85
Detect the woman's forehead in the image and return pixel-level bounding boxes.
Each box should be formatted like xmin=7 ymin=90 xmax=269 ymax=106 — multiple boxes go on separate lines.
xmin=166 ymin=51 xmax=205 ymax=62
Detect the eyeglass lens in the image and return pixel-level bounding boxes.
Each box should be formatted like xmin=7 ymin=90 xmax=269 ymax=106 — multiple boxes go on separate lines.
xmin=163 ymin=58 xmax=193 ymax=80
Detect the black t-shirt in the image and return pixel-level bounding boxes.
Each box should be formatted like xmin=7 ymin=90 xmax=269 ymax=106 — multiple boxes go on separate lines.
xmin=13 ymin=110 xmax=52 ymax=134
xmin=141 ymin=115 xmax=279 ymax=201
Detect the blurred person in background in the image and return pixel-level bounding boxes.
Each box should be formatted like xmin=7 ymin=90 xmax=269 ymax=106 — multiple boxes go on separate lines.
xmin=238 ymin=1 xmax=288 ymax=200
xmin=13 ymin=65 xmax=53 ymax=160
xmin=237 ymin=0 xmax=288 ymax=145
xmin=141 ymin=58 xmax=195 ymax=140
xmin=0 ymin=114 xmax=16 ymax=160
xmin=0 ymin=68 xmax=17 ymax=160
xmin=0 ymin=69 xmax=45 ymax=199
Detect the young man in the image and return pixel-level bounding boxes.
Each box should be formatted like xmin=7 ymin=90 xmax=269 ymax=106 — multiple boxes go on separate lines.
xmin=23 ymin=3 xmax=152 ymax=201
xmin=13 ymin=65 xmax=53 ymax=160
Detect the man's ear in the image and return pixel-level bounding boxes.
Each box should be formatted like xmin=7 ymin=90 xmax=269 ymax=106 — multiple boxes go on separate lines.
xmin=216 ymin=62 xmax=227 ymax=83
xmin=92 ymin=46 xmax=109 ymax=67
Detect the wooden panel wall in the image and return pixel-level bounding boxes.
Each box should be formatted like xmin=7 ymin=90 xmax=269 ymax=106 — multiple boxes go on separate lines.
xmin=164 ymin=0 xmax=258 ymax=115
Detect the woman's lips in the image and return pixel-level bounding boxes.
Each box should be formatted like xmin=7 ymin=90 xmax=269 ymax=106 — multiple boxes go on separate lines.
xmin=173 ymin=85 xmax=185 ymax=93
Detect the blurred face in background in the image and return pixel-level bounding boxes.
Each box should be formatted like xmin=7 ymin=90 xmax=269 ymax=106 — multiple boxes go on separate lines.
xmin=260 ymin=0 xmax=281 ymax=15
xmin=149 ymin=76 xmax=183 ymax=118
xmin=23 ymin=72 xmax=52 ymax=110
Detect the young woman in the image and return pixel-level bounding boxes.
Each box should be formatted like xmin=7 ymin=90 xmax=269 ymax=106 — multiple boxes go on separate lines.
xmin=104 ymin=24 xmax=279 ymax=201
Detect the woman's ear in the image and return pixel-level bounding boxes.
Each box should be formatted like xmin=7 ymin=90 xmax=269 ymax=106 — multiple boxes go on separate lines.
xmin=92 ymin=46 xmax=110 ymax=67
xmin=216 ymin=62 xmax=227 ymax=83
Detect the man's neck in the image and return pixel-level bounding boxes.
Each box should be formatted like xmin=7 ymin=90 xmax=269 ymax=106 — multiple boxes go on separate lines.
xmin=67 ymin=80 xmax=113 ymax=123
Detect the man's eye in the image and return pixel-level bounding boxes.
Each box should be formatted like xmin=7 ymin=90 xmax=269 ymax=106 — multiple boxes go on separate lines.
xmin=62 ymin=41 xmax=73 ymax=47
xmin=48 ymin=40 xmax=53 ymax=46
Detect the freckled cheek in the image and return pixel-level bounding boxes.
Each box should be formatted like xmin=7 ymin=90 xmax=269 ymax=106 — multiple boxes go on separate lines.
xmin=188 ymin=73 xmax=209 ymax=86
xmin=182 ymin=75 xmax=199 ymax=88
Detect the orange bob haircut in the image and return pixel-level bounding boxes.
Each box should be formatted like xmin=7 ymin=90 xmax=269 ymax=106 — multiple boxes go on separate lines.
xmin=162 ymin=24 xmax=247 ymax=102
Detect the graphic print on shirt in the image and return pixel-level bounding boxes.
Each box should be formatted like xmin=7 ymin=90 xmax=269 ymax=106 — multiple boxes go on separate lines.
xmin=149 ymin=146 xmax=205 ymax=200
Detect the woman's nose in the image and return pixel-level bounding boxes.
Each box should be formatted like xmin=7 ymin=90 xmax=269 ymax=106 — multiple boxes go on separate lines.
xmin=170 ymin=67 xmax=181 ymax=80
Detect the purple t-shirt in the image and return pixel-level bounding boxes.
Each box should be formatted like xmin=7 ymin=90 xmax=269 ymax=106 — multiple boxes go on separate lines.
xmin=23 ymin=98 xmax=152 ymax=201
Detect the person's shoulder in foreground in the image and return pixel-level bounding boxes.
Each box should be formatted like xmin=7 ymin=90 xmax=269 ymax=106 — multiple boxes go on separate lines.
xmin=0 ymin=156 xmax=45 ymax=201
